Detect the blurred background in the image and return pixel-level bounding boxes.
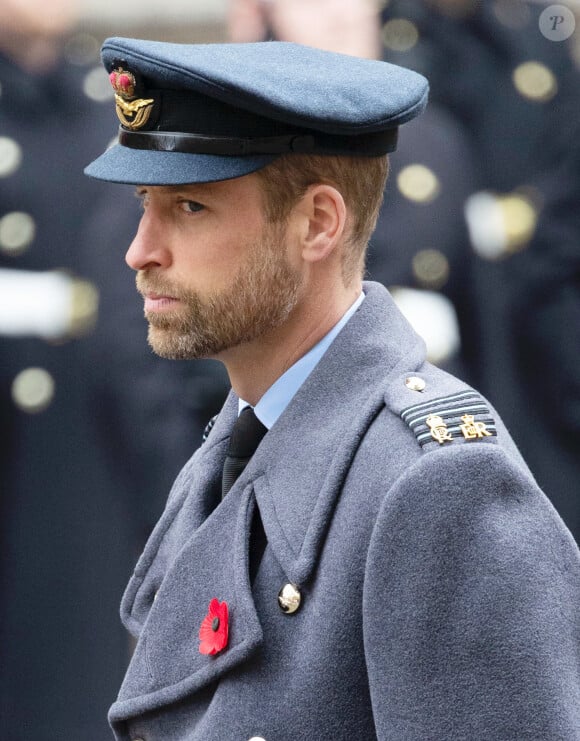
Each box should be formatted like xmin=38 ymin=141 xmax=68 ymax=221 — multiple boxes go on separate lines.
xmin=1 ymin=0 xmax=579 ymax=737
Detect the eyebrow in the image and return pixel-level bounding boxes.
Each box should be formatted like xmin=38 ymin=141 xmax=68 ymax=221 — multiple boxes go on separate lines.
xmin=135 ymin=184 xmax=217 ymax=197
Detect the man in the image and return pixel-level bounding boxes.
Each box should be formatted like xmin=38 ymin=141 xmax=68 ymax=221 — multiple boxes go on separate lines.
xmin=85 ymin=38 xmax=580 ymax=740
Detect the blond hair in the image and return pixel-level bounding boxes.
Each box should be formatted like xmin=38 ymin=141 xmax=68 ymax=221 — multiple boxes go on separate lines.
xmin=255 ymin=153 xmax=389 ymax=284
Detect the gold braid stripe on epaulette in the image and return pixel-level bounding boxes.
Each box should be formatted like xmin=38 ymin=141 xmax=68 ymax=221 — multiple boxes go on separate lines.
xmin=401 ymin=390 xmax=497 ymax=448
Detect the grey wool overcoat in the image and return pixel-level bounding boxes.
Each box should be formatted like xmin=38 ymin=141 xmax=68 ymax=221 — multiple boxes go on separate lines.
xmin=110 ymin=282 xmax=580 ymax=741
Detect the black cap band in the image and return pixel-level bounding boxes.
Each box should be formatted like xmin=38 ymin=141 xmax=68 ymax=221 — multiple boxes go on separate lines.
xmin=118 ymin=127 xmax=398 ymax=157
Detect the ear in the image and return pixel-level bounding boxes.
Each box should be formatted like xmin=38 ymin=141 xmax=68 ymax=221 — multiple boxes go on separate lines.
xmin=299 ymin=184 xmax=347 ymax=265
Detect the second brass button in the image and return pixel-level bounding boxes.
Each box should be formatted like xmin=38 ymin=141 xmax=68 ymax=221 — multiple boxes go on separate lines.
xmin=278 ymin=583 xmax=301 ymax=614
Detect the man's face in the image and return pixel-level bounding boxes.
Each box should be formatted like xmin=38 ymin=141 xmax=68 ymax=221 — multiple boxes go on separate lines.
xmin=127 ymin=174 xmax=303 ymax=359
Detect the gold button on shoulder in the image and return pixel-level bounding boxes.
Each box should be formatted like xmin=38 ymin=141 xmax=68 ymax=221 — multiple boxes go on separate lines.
xmin=405 ymin=376 xmax=426 ymax=392
xmin=278 ymin=583 xmax=301 ymax=614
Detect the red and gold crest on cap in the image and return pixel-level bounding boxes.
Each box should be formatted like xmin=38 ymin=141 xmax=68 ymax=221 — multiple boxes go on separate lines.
xmin=109 ymin=66 xmax=154 ymax=131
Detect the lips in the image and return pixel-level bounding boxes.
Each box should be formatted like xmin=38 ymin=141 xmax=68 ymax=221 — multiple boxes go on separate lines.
xmin=146 ymin=292 xmax=174 ymax=301
xmin=143 ymin=293 xmax=180 ymax=312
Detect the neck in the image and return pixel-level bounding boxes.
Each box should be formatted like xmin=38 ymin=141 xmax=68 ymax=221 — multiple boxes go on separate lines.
xmin=218 ymin=280 xmax=361 ymax=406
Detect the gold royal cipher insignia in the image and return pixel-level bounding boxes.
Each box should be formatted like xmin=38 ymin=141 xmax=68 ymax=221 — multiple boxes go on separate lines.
xmin=426 ymin=414 xmax=453 ymax=445
xmin=460 ymin=414 xmax=492 ymax=440
xmin=109 ymin=67 xmax=154 ymax=131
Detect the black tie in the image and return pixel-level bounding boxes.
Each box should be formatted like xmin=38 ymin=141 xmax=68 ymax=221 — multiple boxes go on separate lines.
xmin=222 ymin=406 xmax=268 ymax=498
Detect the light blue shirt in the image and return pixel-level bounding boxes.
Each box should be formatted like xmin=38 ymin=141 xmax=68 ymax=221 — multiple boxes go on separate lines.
xmin=239 ymin=292 xmax=365 ymax=429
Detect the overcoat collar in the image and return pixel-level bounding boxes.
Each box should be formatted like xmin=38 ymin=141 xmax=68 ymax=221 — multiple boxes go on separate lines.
xmin=111 ymin=281 xmax=426 ymax=722
xmin=248 ymin=282 xmax=424 ymax=584
xmin=201 ymin=281 xmax=426 ymax=584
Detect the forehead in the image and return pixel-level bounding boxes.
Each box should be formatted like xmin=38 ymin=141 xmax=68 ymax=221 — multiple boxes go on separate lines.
xmin=138 ymin=174 xmax=265 ymax=202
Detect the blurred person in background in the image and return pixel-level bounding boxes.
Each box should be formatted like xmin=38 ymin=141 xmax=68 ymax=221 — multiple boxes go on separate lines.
xmin=378 ymin=0 xmax=580 ymax=538
xmin=0 ymin=2 xmax=228 ymax=738
xmin=229 ymin=0 xmax=580 ymax=539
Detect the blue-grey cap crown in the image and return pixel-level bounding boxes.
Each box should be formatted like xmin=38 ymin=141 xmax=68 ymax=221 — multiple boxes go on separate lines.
xmin=85 ymin=38 xmax=429 ymax=185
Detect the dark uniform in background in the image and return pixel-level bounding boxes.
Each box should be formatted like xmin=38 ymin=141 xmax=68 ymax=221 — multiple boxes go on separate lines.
xmin=0 ymin=44 xmax=228 ymax=739
xmin=378 ymin=0 xmax=580 ymax=538
xmin=0 ymin=49 xmax=126 ymax=740
xmin=367 ymin=104 xmax=476 ymax=379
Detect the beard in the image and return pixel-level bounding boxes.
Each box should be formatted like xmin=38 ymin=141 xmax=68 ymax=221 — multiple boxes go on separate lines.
xmin=136 ymin=225 xmax=303 ymax=360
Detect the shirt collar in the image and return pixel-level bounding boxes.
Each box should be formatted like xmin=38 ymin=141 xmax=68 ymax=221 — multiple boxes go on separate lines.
xmin=238 ymin=291 xmax=365 ymax=428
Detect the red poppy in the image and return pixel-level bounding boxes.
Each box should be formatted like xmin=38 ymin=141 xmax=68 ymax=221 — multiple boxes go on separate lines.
xmin=198 ymin=598 xmax=229 ymax=656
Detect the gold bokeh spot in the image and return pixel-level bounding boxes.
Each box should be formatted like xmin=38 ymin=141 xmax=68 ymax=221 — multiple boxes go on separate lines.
xmin=382 ymin=19 xmax=419 ymax=52
xmin=513 ymin=61 xmax=557 ymax=102
xmin=12 ymin=368 xmax=55 ymax=414
xmin=69 ymin=279 xmax=100 ymax=337
xmin=0 ymin=136 xmax=22 ymax=178
xmin=500 ymin=194 xmax=538 ymax=252
xmin=413 ymin=249 xmax=450 ymax=289
xmin=0 ymin=211 xmax=36 ymax=255
xmin=397 ymin=164 xmax=441 ymax=203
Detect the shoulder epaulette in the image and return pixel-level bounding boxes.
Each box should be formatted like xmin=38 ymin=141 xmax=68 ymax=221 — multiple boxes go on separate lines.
xmin=401 ymin=389 xmax=497 ymax=450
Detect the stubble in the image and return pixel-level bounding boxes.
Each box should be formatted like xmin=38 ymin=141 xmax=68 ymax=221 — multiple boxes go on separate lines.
xmin=136 ymin=226 xmax=302 ymax=359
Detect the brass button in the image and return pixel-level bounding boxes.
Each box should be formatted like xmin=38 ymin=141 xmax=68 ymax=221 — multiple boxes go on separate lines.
xmin=405 ymin=376 xmax=426 ymax=392
xmin=278 ymin=583 xmax=301 ymax=614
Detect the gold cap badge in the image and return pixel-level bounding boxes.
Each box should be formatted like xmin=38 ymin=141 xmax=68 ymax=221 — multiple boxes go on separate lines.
xmin=109 ymin=67 xmax=154 ymax=131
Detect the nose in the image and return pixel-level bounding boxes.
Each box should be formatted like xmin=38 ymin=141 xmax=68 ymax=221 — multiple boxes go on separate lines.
xmin=125 ymin=210 xmax=170 ymax=271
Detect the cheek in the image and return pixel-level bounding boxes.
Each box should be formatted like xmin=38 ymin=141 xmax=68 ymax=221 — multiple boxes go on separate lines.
xmin=174 ymin=241 xmax=243 ymax=294
xmin=172 ymin=213 xmax=271 ymax=290
xmin=277 ymin=230 xmax=303 ymax=273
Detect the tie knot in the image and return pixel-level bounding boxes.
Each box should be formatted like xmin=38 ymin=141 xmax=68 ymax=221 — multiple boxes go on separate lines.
xmin=222 ymin=407 xmax=268 ymax=499
xmin=227 ymin=406 xmax=268 ymax=459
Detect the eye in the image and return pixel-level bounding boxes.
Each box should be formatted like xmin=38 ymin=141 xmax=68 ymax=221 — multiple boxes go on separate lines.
xmin=180 ymin=200 xmax=205 ymax=214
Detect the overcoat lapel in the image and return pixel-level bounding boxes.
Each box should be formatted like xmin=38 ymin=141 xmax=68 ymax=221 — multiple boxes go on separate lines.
xmin=251 ymin=283 xmax=426 ymax=585
xmin=111 ymin=483 xmax=263 ymax=721
xmin=119 ymin=395 xmax=239 ymax=637
xmin=111 ymin=282 xmax=426 ymax=722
